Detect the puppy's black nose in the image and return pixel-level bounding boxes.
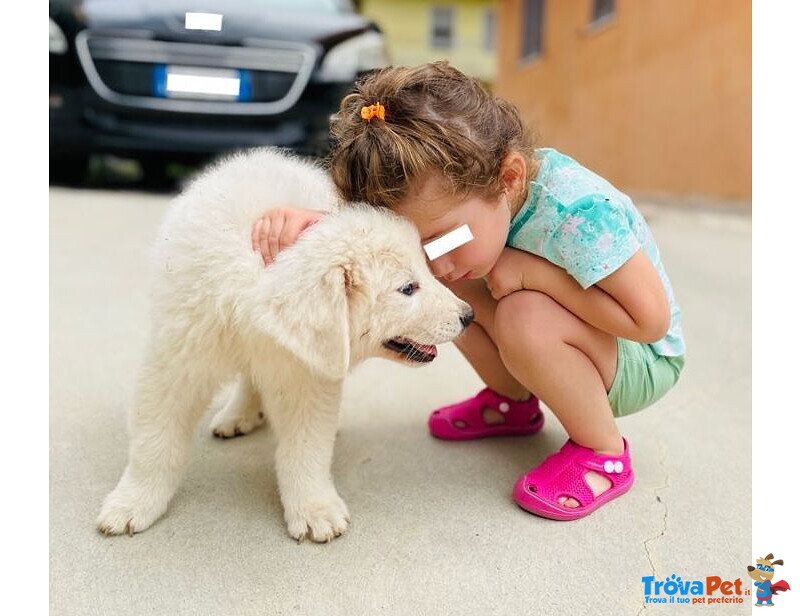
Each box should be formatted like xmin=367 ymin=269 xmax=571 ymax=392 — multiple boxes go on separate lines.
xmin=460 ymin=309 xmax=474 ymax=329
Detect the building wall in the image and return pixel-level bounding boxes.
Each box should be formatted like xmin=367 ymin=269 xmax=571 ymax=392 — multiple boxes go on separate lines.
xmin=495 ymin=0 xmax=751 ymax=199
xmin=362 ymin=0 xmax=497 ymax=82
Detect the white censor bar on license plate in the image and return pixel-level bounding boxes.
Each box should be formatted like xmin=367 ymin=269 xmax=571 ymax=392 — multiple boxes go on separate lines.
xmin=165 ymin=66 xmax=241 ymax=99
xmin=184 ymin=13 xmax=223 ymax=31
xmin=423 ymin=224 xmax=474 ymax=260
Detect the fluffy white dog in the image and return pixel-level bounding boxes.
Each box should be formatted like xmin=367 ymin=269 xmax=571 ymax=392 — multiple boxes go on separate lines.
xmin=97 ymin=148 xmax=473 ymax=542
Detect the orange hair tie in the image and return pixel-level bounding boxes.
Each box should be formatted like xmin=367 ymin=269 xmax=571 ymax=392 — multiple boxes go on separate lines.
xmin=360 ymin=102 xmax=386 ymax=122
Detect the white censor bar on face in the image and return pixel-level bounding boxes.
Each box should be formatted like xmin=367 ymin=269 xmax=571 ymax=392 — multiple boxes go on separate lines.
xmin=184 ymin=12 xmax=223 ymax=31
xmin=423 ymin=224 xmax=474 ymax=260
xmin=166 ymin=67 xmax=241 ymax=98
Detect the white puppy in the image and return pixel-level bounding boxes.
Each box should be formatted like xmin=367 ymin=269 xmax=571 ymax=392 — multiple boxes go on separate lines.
xmin=97 ymin=148 xmax=473 ymax=542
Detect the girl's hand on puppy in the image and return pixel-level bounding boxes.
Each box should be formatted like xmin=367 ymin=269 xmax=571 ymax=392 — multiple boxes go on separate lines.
xmin=252 ymin=208 xmax=327 ymax=266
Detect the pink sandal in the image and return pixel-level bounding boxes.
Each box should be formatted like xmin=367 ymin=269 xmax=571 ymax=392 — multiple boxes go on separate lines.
xmin=428 ymin=387 xmax=544 ymax=441
xmin=513 ymin=438 xmax=634 ymax=520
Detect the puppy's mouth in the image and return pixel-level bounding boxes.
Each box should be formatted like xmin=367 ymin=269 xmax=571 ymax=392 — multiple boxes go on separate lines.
xmin=382 ymin=337 xmax=438 ymax=363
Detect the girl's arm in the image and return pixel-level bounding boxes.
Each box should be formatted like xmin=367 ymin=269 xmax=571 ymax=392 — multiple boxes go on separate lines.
xmin=487 ymin=248 xmax=671 ymax=343
xmin=252 ymin=207 xmax=327 ymax=265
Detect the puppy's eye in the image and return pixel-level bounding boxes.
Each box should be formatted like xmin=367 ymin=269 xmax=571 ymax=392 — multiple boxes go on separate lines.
xmin=399 ymin=282 xmax=419 ymax=296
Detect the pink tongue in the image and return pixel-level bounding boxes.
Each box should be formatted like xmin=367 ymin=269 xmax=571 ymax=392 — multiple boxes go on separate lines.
xmin=412 ymin=343 xmax=437 ymax=357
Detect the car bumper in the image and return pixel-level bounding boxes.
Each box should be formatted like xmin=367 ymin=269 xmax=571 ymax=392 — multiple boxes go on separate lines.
xmin=49 ymin=83 xmax=344 ymax=158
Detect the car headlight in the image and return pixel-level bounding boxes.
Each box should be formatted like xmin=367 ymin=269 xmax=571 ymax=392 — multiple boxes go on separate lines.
xmin=318 ymin=30 xmax=389 ymax=82
xmin=49 ymin=18 xmax=68 ymax=55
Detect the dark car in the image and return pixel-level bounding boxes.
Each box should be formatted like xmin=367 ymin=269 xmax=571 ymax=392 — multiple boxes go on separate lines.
xmin=49 ymin=0 xmax=388 ymax=181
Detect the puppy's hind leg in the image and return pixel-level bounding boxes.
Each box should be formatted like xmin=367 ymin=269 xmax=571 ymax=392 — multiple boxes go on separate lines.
xmin=210 ymin=374 xmax=267 ymax=439
xmin=97 ymin=337 xmax=217 ymax=536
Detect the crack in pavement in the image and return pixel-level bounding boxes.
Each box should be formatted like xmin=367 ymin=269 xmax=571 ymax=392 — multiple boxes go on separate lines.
xmin=638 ymin=439 xmax=670 ymax=615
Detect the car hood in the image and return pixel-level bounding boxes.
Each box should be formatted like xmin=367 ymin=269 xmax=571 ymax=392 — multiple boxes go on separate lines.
xmin=61 ymin=0 xmax=372 ymax=47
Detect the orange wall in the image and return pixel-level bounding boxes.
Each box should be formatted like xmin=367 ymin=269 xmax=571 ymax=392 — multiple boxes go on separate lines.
xmin=495 ymin=0 xmax=751 ymax=200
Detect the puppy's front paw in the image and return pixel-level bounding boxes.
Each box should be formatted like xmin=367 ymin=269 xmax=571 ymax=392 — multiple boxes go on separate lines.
xmin=96 ymin=486 xmax=168 ymax=536
xmin=210 ymin=407 xmax=266 ymax=439
xmin=284 ymin=494 xmax=351 ymax=543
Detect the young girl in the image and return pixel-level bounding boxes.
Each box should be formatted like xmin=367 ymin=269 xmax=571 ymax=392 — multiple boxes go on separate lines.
xmin=251 ymin=62 xmax=685 ymax=521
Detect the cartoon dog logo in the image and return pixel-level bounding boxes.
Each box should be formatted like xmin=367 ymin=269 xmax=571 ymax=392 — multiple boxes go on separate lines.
xmin=747 ymin=553 xmax=791 ymax=607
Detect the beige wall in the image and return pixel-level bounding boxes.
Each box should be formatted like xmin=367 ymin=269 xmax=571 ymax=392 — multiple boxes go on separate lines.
xmin=362 ymin=0 xmax=497 ymax=81
xmin=495 ymin=0 xmax=751 ymax=200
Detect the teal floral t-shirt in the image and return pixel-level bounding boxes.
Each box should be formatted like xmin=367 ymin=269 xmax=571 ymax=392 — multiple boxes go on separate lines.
xmin=507 ymin=148 xmax=685 ymax=357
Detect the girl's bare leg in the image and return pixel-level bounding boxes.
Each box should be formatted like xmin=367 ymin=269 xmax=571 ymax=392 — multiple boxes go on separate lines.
xmin=493 ymin=290 xmax=622 ymax=507
xmin=446 ymin=278 xmax=530 ymax=401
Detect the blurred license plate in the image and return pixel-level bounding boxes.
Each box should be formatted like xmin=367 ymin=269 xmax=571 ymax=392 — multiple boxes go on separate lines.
xmin=154 ymin=65 xmax=250 ymax=101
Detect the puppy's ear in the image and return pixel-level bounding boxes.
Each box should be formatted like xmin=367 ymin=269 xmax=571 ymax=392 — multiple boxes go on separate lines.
xmin=255 ymin=263 xmax=351 ymax=381
xmin=772 ymin=559 xmax=784 ymax=566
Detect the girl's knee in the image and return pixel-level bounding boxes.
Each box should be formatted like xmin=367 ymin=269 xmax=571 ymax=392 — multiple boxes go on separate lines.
xmin=494 ymin=290 xmax=560 ymax=350
xmin=495 ymin=290 xmax=558 ymax=326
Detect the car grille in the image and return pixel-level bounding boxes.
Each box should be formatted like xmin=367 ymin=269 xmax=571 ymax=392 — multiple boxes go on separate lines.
xmin=75 ymin=31 xmax=317 ymax=115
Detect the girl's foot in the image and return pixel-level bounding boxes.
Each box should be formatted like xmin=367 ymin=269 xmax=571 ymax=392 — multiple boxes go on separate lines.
xmin=513 ymin=438 xmax=634 ymax=520
xmin=428 ymin=387 xmax=544 ymax=440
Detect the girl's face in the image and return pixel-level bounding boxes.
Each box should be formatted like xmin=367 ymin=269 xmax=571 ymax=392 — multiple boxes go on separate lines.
xmin=395 ymin=174 xmax=512 ymax=283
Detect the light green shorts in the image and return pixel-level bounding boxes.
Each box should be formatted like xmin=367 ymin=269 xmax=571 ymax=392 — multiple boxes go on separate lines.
xmin=607 ymin=338 xmax=685 ymax=418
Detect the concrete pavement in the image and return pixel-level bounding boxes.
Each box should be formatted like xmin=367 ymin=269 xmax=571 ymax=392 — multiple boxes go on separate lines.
xmin=50 ymin=187 xmax=752 ymax=615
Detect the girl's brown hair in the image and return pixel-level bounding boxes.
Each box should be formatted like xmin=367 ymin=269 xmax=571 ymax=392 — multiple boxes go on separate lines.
xmin=327 ymin=61 xmax=536 ymax=211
